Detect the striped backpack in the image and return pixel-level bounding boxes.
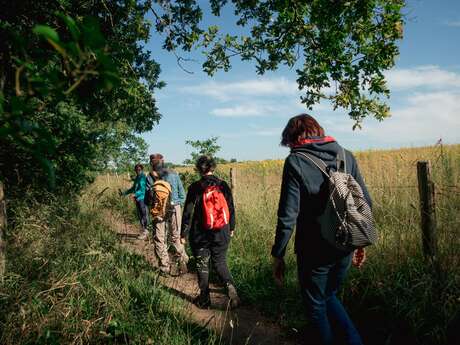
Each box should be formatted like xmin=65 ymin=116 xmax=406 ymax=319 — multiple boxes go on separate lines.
xmin=296 ymin=149 xmax=377 ymax=251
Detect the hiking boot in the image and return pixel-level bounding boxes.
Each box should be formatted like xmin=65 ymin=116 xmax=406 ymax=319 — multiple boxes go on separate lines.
xmin=226 ymin=283 xmax=240 ymax=309
xmin=179 ymin=260 xmax=188 ymax=275
xmin=137 ymin=230 xmax=149 ymax=241
xmin=194 ymin=290 xmax=211 ymax=309
xmin=158 ymin=266 xmax=170 ymax=277
xmin=169 ymin=263 xmax=180 ymax=277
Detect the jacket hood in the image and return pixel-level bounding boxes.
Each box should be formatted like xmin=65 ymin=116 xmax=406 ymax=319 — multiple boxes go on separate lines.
xmin=290 ymin=137 xmax=342 ymax=163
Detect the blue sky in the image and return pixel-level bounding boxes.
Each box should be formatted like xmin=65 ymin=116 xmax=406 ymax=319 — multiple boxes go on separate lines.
xmin=142 ymin=0 xmax=460 ymax=164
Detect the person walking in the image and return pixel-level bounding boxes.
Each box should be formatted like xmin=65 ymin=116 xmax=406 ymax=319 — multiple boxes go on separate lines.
xmin=120 ymin=163 xmax=149 ymax=240
xmin=149 ymin=153 xmax=188 ymax=276
xmin=180 ymin=155 xmax=240 ymax=309
xmin=271 ymin=114 xmax=371 ymax=345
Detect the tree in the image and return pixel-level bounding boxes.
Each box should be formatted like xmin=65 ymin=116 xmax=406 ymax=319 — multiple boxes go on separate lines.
xmin=152 ymin=0 xmax=404 ymax=127
xmin=110 ymin=136 xmax=148 ymax=173
xmin=0 ymin=1 xmax=164 ymax=194
xmin=184 ymin=136 xmax=226 ymax=164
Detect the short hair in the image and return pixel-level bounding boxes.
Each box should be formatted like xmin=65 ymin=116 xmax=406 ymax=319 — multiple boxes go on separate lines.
xmin=149 ymin=153 xmax=164 ymax=169
xmin=134 ymin=163 xmax=144 ymax=170
xmin=281 ymin=114 xmax=325 ymax=147
xmin=195 ymin=155 xmax=216 ymax=175
xmin=150 ymin=153 xmax=164 ymax=162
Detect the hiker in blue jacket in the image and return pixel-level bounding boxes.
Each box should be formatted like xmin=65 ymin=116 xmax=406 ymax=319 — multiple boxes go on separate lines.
xmin=149 ymin=153 xmax=188 ymax=276
xmin=120 ymin=163 xmax=148 ymax=240
xmin=272 ymin=114 xmax=371 ymax=345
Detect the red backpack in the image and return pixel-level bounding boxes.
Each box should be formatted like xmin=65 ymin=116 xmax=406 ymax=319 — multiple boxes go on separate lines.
xmin=202 ymin=185 xmax=230 ymax=230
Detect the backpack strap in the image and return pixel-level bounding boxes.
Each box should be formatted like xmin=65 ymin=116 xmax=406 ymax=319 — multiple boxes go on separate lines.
xmin=337 ymin=148 xmax=347 ymax=173
xmin=294 ymin=152 xmax=330 ymax=178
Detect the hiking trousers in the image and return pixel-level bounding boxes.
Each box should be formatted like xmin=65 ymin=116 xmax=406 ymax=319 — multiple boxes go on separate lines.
xmin=169 ymin=204 xmax=189 ymax=264
xmin=297 ymin=253 xmax=363 ymax=345
xmin=135 ymin=199 xmax=148 ymax=231
xmin=152 ymin=205 xmax=189 ymax=272
xmin=191 ymin=230 xmax=233 ymax=293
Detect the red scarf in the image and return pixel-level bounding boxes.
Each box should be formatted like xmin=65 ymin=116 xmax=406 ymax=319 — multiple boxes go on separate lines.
xmin=292 ymin=136 xmax=336 ymax=147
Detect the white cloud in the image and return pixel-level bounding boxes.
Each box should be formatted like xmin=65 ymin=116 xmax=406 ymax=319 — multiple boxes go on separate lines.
xmin=210 ymin=98 xmax=315 ymax=118
xmin=181 ymin=77 xmax=299 ymax=101
xmin=340 ymin=91 xmax=460 ymax=146
xmin=211 ymin=104 xmax=274 ymax=117
xmin=385 ymin=65 xmax=460 ymax=90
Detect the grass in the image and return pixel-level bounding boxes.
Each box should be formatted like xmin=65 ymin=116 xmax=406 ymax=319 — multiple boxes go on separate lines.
xmin=223 ymin=144 xmax=459 ymax=345
xmin=0 ymin=192 xmax=218 ymax=344
xmin=1 ymin=144 xmax=458 ymax=345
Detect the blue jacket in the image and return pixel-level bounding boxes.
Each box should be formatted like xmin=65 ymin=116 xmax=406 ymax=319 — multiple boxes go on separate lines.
xmin=164 ymin=171 xmax=186 ymax=205
xmin=271 ymin=139 xmax=372 ymax=262
xmin=123 ymin=173 xmax=146 ymax=201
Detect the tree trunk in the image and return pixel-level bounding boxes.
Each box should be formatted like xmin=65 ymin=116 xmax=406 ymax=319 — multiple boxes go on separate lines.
xmin=0 ymin=181 xmax=6 ymax=282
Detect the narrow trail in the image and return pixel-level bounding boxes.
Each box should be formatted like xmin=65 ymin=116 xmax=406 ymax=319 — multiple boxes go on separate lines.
xmin=105 ymin=210 xmax=297 ymax=345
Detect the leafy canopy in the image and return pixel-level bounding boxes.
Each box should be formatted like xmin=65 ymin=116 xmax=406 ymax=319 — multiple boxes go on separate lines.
xmin=0 ymin=1 xmax=163 ymax=194
xmin=152 ymin=0 xmax=404 ymax=126
xmin=1 ymin=0 xmax=404 ymax=196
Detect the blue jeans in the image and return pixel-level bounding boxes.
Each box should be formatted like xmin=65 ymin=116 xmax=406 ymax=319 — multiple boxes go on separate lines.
xmin=297 ymin=253 xmax=363 ymax=345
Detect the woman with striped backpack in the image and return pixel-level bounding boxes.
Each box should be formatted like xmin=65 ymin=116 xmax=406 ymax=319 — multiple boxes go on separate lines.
xmin=272 ymin=114 xmax=376 ymax=345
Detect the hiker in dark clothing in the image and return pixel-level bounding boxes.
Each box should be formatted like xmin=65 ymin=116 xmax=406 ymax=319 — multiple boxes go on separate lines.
xmin=180 ymin=155 xmax=240 ymax=309
xmin=272 ymin=114 xmax=371 ymax=345
xmin=120 ymin=163 xmax=148 ymax=240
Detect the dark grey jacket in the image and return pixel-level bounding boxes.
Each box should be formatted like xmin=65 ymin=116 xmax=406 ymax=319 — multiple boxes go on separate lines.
xmin=271 ymin=139 xmax=372 ymax=263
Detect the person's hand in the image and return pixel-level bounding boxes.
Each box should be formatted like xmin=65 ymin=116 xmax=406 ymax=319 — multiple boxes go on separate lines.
xmin=130 ymin=194 xmax=136 ymax=202
xmin=230 ymin=230 xmax=234 ymax=237
xmin=273 ymin=257 xmax=285 ymax=287
xmin=352 ymin=248 xmax=366 ymax=269
xmin=180 ymin=237 xmax=186 ymax=244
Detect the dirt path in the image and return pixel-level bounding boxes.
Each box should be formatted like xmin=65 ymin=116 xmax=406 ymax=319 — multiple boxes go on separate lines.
xmin=105 ymin=210 xmax=297 ymax=345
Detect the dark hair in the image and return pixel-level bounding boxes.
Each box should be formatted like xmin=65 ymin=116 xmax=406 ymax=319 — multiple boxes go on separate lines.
xmin=149 ymin=153 xmax=164 ymax=161
xmin=134 ymin=163 xmax=144 ymax=170
xmin=281 ymin=114 xmax=325 ymax=147
xmin=149 ymin=153 xmax=164 ymax=170
xmin=195 ymin=155 xmax=216 ymax=175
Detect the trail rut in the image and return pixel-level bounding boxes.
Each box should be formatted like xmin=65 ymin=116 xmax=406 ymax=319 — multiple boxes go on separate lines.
xmin=105 ymin=210 xmax=297 ymax=345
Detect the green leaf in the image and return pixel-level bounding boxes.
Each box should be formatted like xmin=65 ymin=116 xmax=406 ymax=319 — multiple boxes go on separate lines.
xmin=33 ymin=25 xmax=60 ymax=43
xmin=57 ymin=13 xmax=80 ymax=41
xmin=81 ymin=16 xmax=105 ymax=49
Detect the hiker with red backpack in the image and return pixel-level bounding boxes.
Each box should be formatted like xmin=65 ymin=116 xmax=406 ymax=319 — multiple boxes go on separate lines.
xmin=180 ymin=155 xmax=240 ymax=309
xmin=149 ymin=153 xmax=188 ymax=276
xmin=272 ymin=114 xmax=375 ymax=345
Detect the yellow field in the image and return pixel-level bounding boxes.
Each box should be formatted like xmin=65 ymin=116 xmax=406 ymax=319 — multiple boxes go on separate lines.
xmin=92 ymin=144 xmax=459 ymax=343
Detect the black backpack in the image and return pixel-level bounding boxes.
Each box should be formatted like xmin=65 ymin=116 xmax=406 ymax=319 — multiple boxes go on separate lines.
xmin=144 ymin=172 xmax=155 ymax=206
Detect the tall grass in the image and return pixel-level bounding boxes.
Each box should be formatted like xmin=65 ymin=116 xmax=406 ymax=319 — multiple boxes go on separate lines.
xmin=0 ymin=190 xmax=218 ymax=344
xmin=222 ymin=145 xmax=459 ymax=345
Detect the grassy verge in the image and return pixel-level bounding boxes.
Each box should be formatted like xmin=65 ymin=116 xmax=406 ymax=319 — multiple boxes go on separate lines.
xmin=223 ymin=145 xmax=459 ymax=345
xmin=0 ymin=193 xmax=217 ymax=345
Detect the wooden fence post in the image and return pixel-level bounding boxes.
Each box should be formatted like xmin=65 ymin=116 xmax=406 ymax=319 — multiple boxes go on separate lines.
xmin=417 ymin=161 xmax=438 ymax=261
xmin=0 ymin=181 xmax=6 ymax=282
xmin=230 ymin=168 xmax=236 ymax=191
